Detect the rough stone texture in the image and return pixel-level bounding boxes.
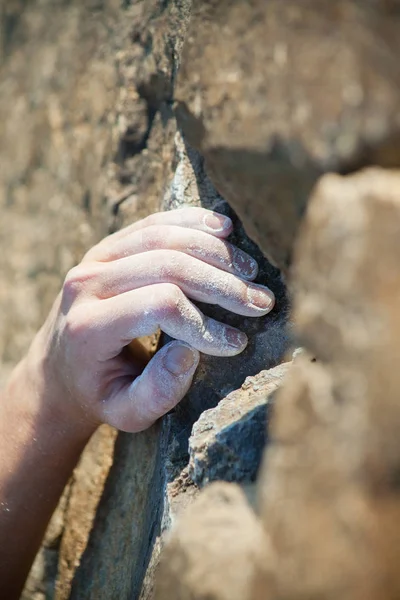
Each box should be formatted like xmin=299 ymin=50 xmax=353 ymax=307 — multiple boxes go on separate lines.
xmin=176 ymin=0 xmax=400 ymax=271
xmin=161 ymin=132 xmax=290 ymax=484
xmin=132 ymin=131 xmax=288 ymax=600
xmin=257 ymin=168 xmax=400 ymax=600
xmin=0 ymin=2 xmax=123 ymax=598
xmin=0 ymin=1 xmax=191 ymax=597
xmin=155 ymin=168 xmax=400 ymax=600
xmin=69 ymin=426 xmax=166 ymax=600
xmin=189 ymin=362 xmax=290 ymax=487
xmin=155 ymin=482 xmax=271 ymax=600
xmin=0 ymin=0 xmax=119 ymax=375
xmin=10 ymin=3 xmax=400 ymax=600
xmin=55 ymin=426 xmax=117 ymax=600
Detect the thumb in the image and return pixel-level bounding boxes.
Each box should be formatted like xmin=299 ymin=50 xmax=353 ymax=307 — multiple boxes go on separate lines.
xmin=100 ymin=341 xmax=200 ymax=432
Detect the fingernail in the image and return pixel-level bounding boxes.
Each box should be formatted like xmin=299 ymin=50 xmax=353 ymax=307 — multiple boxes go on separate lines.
xmin=233 ymin=250 xmax=258 ymax=278
xmin=247 ymin=286 xmax=275 ymax=311
xmin=203 ymin=212 xmax=232 ymax=233
xmin=164 ymin=343 xmax=198 ymax=376
xmin=225 ymin=328 xmax=248 ymax=349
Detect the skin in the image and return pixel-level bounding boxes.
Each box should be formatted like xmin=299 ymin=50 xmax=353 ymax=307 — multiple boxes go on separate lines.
xmin=0 ymin=207 xmax=274 ymax=597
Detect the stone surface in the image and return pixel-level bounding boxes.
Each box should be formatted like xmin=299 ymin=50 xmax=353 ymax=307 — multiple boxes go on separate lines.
xmin=0 ymin=0 xmax=119 ymax=374
xmin=189 ymin=363 xmax=290 ymax=487
xmin=66 ymin=3 xmax=196 ymax=599
xmin=155 ymin=168 xmax=400 ymax=600
xmin=161 ymin=132 xmax=290 ymax=483
xmin=0 ymin=1 xmax=190 ymax=597
xmin=155 ymin=482 xmax=271 ymax=600
xmin=257 ymin=168 xmax=400 ymax=600
xmin=0 ymin=2 xmax=123 ymax=598
xmin=55 ymin=426 xmax=117 ymax=600
xmin=69 ymin=426 xmax=165 ymax=600
xmin=176 ymin=0 xmax=400 ymax=270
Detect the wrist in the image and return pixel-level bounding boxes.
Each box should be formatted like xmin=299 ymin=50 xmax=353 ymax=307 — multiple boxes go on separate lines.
xmin=8 ymin=334 xmax=98 ymax=449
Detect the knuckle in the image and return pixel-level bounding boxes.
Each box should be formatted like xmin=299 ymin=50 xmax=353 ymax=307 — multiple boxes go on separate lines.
xmin=82 ymin=243 xmax=102 ymax=262
xmin=141 ymin=226 xmax=163 ymax=251
xmin=141 ymin=211 xmax=162 ymax=229
xmin=156 ymin=249 xmax=185 ymax=279
xmin=62 ymin=263 xmax=103 ymax=304
xmin=63 ymin=265 xmax=88 ymax=298
xmin=159 ymin=283 xmax=184 ymax=315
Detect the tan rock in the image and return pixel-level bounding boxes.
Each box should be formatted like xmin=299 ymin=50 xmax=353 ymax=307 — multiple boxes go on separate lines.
xmin=258 ymin=168 xmax=400 ymax=600
xmin=0 ymin=1 xmax=188 ymax=597
xmin=176 ymin=0 xmax=400 ymax=271
xmin=155 ymin=482 xmax=272 ymax=600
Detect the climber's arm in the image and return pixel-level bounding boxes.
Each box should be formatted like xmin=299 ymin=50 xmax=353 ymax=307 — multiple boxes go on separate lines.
xmin=0 ymin=207 xmax=275 ymax=597
xmin=0 ymin=354 xmax=91 ymax=599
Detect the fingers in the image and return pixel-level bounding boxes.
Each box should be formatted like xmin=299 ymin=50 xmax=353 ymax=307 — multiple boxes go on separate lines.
xmin=100 ymin=341 xmax=200 ymax=432
xmin=92 ymin=250 xmax=274 ymax=317
xmin=92 ymin=283 xmax=249 ymax=359
xmin=93 ymin=207 xmax=233 ymax=251
xmin=86 ymin=225 xmax=258 ymax=280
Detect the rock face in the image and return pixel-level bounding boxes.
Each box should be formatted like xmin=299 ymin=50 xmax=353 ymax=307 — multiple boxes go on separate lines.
xmin=3 ymin=2 xmax=400 ymax=600
xmin=176 ymin=0 xmax=400 ymax=270
xmin=0 ymin=2 xmax=121 ymax=598
xmin=189 ymin=363 xmax=290 ymax=487
xmin=0 ymin=0 xmax=118 ymax=382
xmin=156 ymin=169 xmax=400 ymax=600
xmin=259 ymin=168 xmax=400 ymax=600
xmin=0 ymin=1 xmax=201 ymax=598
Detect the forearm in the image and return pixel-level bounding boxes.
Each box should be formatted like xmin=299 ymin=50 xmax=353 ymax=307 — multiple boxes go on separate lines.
xmin=0 ymin=345 xmax=93 ymax=599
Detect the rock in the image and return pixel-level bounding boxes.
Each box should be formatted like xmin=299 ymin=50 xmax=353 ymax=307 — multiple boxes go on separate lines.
xmin=0 ymin=2 xmax=124 ymax=598
xmin=155 ymin=482 xmax=272 ymax=600
xmin=161 ymin=132 xmax=290 ymax=484
xmin=176 ymin=0 xmax=400 ymax=271
xmin=11 ymin=3 xmax=400 ymax=600
xmin=155 ymin=167 xmax=400 ymax=600
xmin=0 ymin=1 xmax=194 ymax=597
xmin=257 ymin=168 xmax=400 ymax=600
xmin=189 ymin=363 xmax=290 ymax=487
xmin=0 ymin=0 xmax=118 ymax=375
xmin=130 ymin=132 xmax=289 ymax=600
xmin=55 ymin=426 xmax=117 ymax=600
xmin=67 ymin=2 xmax=196 ymax=598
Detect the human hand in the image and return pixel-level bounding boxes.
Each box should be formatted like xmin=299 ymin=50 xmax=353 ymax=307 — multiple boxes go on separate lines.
xmin=28 ymin=208 xmax=275 ymax=436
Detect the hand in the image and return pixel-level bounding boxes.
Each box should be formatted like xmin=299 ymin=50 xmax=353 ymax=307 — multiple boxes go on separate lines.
xmin=29 ymin=208 xmax=275 ymax=435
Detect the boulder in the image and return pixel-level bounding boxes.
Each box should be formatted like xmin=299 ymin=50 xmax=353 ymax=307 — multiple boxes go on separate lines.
xmin=258 ymin=168 xmax=400 ymax=600
xmin=156 ymin=167 xmax=400 ymax=600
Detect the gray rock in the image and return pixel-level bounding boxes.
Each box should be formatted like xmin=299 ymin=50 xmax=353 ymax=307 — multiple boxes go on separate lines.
xmin=189 ymin=363 xmax=290 ymax=487
xmin=161 ymin=132 xmax=291 ymax=484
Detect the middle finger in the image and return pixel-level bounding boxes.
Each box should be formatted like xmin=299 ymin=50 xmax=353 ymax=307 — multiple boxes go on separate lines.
xmin=96 ymin=250 xmax=275 ymax=317
xmin=87 ymin=225 xmax=259 ymax=281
